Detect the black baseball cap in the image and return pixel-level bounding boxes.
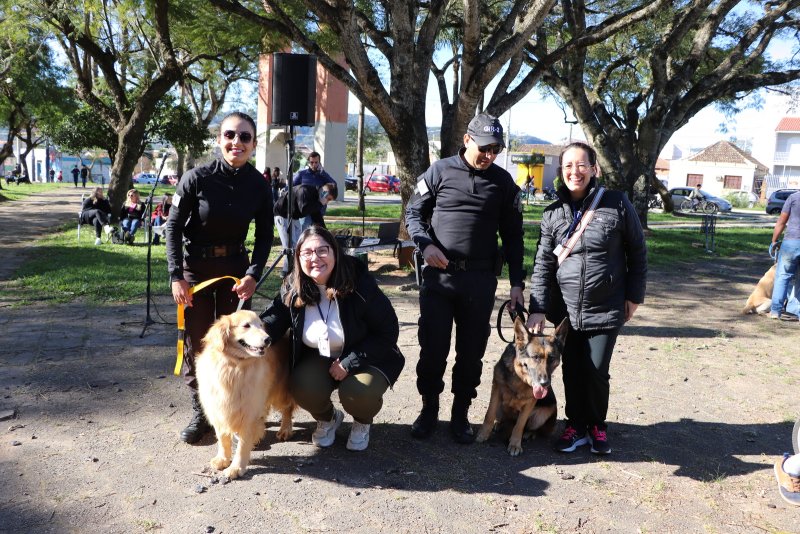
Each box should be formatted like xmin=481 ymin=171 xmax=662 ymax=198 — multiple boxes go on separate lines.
xmin=467 ymin=113 xmax=505 ymax=147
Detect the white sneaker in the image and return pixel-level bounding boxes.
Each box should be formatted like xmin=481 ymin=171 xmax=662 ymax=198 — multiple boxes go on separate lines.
xmin=312 ymin=408 xmax=343 ymax=447
xmin=94 ymin=237 xmax=102 ymax=245
xmin=346 ymin=421 xmax=371 ymax=451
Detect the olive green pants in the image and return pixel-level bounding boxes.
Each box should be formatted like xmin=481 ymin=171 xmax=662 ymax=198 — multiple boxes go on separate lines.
xmin=291 ymin=355 xmax=389 ymax=424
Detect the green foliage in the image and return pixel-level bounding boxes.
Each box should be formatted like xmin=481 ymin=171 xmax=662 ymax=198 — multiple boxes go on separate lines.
xmin=346 ymin=122 xmax=388 ymax=166
xmin=48 ymin=104 xmax=117 ymax=159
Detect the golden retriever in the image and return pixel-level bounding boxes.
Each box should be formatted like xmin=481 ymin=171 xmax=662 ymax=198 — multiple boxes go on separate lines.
xmin=196 ymin=310 xmax=296 ymax=479
xmin=742 ymin=264 xmax=775 ymax=315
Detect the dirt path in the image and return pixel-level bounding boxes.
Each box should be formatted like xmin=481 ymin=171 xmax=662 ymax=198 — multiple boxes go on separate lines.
xmin=0 ymin=190 xmax=798 ymax=533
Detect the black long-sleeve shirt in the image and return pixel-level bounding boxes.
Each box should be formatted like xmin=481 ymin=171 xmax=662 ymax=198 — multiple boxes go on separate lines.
xmin=405 ymin=149 xmax=525 ymax=287
xmin=166 ymin=159 xmax=274 ymax=282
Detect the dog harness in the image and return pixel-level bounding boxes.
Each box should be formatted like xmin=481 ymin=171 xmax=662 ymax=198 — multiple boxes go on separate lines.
xmin=174 ymin=276 xmax=242 ymax=376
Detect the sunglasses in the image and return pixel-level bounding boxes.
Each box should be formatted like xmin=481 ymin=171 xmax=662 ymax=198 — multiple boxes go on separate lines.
xmin=222 ymin=130 xmax=253 ymax=143
xmin=299 ymin=245 xmax=331 ymax=260
xmin=470 ymin=137 xmax=503 ymax=155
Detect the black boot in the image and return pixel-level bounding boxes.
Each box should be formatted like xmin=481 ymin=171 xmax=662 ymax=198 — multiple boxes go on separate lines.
xmin=180 ymin=392 xmax=211 ymax=444
xmin=410 ymin=395 xmax=439 ymax=439
xmin=450 ymin=396 xmax=475 ymax=444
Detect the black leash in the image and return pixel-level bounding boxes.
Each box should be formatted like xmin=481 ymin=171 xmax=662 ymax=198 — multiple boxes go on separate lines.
xmin=496 ymin=299 xmax=528 ymax=343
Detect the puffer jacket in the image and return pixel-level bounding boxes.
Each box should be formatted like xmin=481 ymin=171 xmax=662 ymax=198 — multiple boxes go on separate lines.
xmin=260 ymin=256 xmax=405 ymax=385
xmin=529 ymin=179 xmax=647 ymax=331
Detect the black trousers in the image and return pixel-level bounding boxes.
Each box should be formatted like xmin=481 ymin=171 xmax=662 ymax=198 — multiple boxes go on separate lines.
xmin=416 ymin=267 xmax=497 ymax=400
xmin=181 ymin=254 xmax=250 ymax=390
xmin=81 ymin=209 xmax=109 ymax=238
xmin=561 ymin=326 xmax=619 ymax=430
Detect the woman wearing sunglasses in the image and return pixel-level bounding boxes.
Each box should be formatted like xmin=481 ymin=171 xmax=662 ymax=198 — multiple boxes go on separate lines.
xmin=166 ymin=111 xmax=274 ymax=444
xmin=260 ymin=226 xmax=405 ymax=451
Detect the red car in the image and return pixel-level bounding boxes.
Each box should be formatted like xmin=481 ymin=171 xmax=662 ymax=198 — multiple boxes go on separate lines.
xmin=364 ymin=174 xmax=400 ymax=193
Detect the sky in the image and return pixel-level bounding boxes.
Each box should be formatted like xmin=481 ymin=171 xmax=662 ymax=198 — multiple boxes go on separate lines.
xmin=348 ymin=81 xmax=795 ymax=166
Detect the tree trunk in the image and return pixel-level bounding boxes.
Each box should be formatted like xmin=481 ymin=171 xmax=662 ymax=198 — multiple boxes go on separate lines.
xmin=107 ymin=119 xmax=151 ymax=218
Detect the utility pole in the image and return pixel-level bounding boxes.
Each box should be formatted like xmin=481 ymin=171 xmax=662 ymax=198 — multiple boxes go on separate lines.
xmin=356 ymin=101 xmax=365 ymax=212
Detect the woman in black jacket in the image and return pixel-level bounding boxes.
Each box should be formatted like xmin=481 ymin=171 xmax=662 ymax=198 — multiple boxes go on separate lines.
xmin=261 ymin=226 xmax=405 ymax=451
xmin=527 ymin=142 xmax=647 ymax=456
xmin=80 ymin=187 xmax=112 ymax=245
xmin=167 ymin=111 xmax=273 ymax=444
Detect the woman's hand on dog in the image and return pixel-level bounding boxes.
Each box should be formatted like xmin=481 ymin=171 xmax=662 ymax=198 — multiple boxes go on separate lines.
xmin=232 ymin=275 xmax=256 ymax=301
xmin=172 ymin=280 xmax=192 ymax=307
xmin=526 ymin=312 xmax=546 ymax=334
xmin=329 ymin=359 xmax=348 ymax=381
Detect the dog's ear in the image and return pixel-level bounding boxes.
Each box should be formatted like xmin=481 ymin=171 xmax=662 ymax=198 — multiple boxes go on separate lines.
xmin=206 ymin=314 xmax=232 ymax=354
xmin=513 ymin=316 xmax=529 ymax=344
xmin=553 ymin=317 xmax=569 ymax=346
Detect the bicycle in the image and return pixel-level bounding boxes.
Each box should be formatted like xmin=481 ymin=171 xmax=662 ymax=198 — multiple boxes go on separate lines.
xmin=648 ymin=195 xmax=663 ymax=209
xmin=680 ymin=198 xmax=718 ymax=214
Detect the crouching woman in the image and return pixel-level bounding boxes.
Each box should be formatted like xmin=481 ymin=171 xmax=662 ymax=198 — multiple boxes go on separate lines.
xmin=260 ymin=225 xmax=405 ymax=451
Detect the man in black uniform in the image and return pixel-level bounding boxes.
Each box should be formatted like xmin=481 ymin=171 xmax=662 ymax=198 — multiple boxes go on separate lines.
xmin=405 ymin=113 xmax=525 ymax=444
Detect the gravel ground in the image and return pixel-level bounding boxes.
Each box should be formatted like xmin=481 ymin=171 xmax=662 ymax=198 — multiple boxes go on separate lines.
xmin=1 ymin=187 xmax=799 ymax=533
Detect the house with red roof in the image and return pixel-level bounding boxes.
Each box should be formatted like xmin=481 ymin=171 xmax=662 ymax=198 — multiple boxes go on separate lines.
xmin=771 ymin=117 xmax=800 ymax=185
xmin=667 ymin=140 xmax=768 ymax=198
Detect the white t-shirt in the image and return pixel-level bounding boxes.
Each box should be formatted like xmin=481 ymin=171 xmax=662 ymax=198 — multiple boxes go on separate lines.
xmin=302 ymin=284 xmax=344 ymax=358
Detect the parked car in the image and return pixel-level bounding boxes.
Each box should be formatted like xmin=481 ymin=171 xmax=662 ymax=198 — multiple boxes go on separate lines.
xmin=727 ymin=190 xmax=759 ymax=208
xmin=364 ymin=174 xmax=400 ymax=193
xmin=345 ymin=175 xmax=358 ymax=191
xmin=669 ymin=187 xmax=732 ymax=212
xmin=133 ymin=172 xmax=158 ymax=184
xmin=766 ymin=189 xmax=800 ymax=215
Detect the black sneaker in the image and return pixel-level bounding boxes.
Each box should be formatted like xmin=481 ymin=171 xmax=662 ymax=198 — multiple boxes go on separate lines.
xmin=588 ymin=425 xmax=611 ymax=455
xmin=554 ymin=424 xmax=588 ymax=452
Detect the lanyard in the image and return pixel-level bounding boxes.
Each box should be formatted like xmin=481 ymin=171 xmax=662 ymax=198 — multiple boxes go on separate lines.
xmin=317 ymin=297 xmax=333 ymax=324
xmin=560 ymin=207 xmax=583 ymax=246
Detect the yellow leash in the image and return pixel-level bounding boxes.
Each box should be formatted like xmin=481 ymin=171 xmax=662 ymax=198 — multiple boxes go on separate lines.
xmin=174 ymin=275 xmax=241 ymax=376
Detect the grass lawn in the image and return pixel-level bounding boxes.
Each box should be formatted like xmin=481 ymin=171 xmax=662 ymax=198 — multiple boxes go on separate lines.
xmin=0 ymin=182 xmax=63 ymax=201
xmin=1 ymin=215 xmax=772 ymax=306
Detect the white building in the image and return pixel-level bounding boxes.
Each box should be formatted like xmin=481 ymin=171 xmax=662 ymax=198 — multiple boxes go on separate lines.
xmin=667 ymin=140 xmax=768 ymax=198
xmin=770 ymin=117 xmax=800 ymax=184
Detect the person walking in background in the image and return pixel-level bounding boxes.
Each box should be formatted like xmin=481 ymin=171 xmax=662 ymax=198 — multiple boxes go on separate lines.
xmin=71 ymin=165 xmax=79 ymax=187
xmin=80 ymin=187 xmax=112 ymax=246
xmin=274 ymin=183 xmax=336 ymax=277
xmin=769 ymin=189 xmax=800 ymax=321
xmin=80 ymin=164 xmax=89 ymax=188
xmin=526 ymin=141 xmax=647 ymax=455
xmin=48 ymin=169 xmax=55 ymax=183
xmin=260 ymin=226 xmax=405 ymax=451
xmin=119 ymin=189 xmax=145 ymax=244
xmin=271 ymin=166 xmax=283 ymax=201
xmin=166 ymin=111 xmax=273 ymax=444
xmin=57 ymin=170 xmax=63 ymax=182
xmin=292 ymin=152 xmax=337 ymax=231
xmin=405 ymin=113 xmax=525 ymax=444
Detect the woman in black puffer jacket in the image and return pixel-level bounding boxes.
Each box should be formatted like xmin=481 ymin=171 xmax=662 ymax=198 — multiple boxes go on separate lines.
xmin=261 ymin=225 xmax=405 ymax=452
xmin=527 ymin=142 xmax=647 ymax=456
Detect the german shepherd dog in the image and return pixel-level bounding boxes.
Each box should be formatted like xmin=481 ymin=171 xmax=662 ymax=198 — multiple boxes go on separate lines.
xmin=476 ymin=317 xmax=569 ymax=456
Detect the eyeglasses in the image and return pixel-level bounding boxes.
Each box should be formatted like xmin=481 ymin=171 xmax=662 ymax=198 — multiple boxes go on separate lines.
xmin=222 ymin=130 xmax=253 ymax=143
xmin=299 ymin=245 xmax=331 ymax=259
xmin=562 ymin=162 xmax=591 ymax=172
xmin=470 ymin=136 xmax=503 ymax=155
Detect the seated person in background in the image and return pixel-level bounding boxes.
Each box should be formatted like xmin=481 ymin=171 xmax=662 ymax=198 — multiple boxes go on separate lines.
xmin=119 ymin=188 xmax=145 ymax=244
xmin=151 ymin=193 xmax=173 ymax=245
xmin=80 ymin=187 xmax=112 ymax=246
xmin=260 ymin=226 xmax=405 ymax=451
xmin=274 ymin=183 xmax=336 ymax=277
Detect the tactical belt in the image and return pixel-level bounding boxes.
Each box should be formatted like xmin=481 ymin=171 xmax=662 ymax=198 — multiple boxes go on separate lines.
xmin=185 ymin=243 xmax=246 ymax=259
xmin=444 ymin=258 xmax=495 ymax=273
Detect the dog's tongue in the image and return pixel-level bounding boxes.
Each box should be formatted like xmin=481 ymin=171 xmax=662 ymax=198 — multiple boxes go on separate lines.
xmin=532 ymin=385 xmax=548 ymax=399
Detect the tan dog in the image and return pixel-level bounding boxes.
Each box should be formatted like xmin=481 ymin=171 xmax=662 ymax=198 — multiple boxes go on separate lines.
xmin=196 ymin=310 xmax=296 ymax=479
xmin=742 ymin=265 xmax=775 ymax=315
xmin=476 ymin=317 xmax=568 ymax=456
